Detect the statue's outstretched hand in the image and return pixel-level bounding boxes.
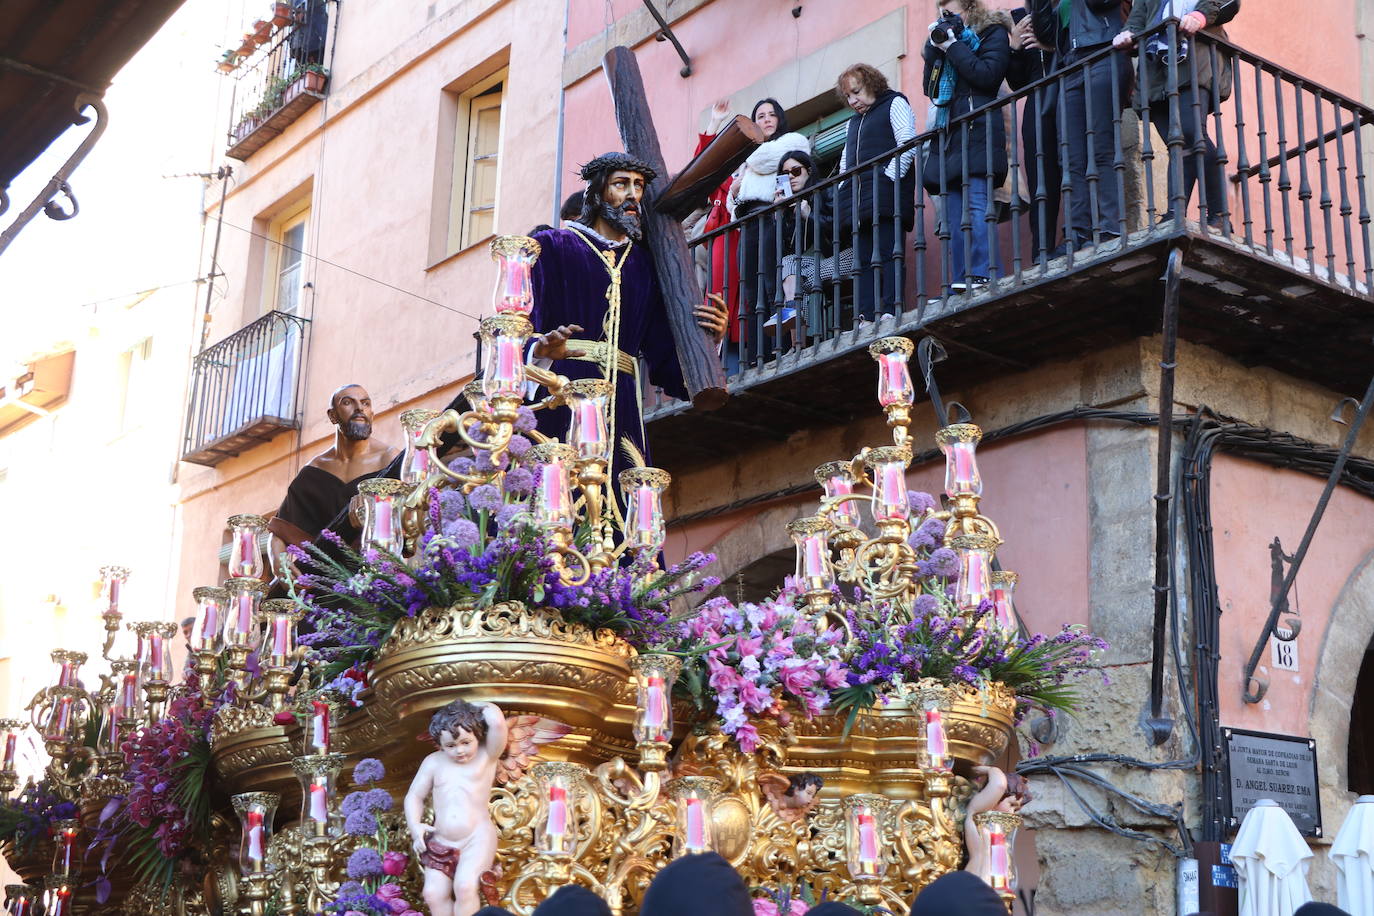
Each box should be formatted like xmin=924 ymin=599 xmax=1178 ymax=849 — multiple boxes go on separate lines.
xmin=413 ymin=830 xmax=428 ymax=858
xmin=532 ymin=324 xmax=586 ymax=361
xmin=695 ymin=294 xmax=729 ymax=343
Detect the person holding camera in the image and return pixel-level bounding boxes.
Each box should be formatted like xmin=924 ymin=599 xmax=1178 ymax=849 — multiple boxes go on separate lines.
xmin=1114 ymin=0 xmax=1240 ymax=231
xmin=922 ymin=0 xmax=1013 ymax=293
xmin=1031 ymin=0 xmax=1130 ymax=253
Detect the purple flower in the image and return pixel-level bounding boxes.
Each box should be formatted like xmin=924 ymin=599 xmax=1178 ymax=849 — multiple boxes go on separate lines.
xmin=365 ymin=787 xmax=394 ymax=812
xmin=441 ymin=518 xmax=481 ymax=549
xmin=340 ymin=791 xmax=369 ymax=816
xmin=475 ymin=448 xmax=509 ymax=472
xmin=336 ymin=881 xmax=367 ymax=898
xmin=344 ymin=810 xmax=379 ymax=836
xmin=447 ymin=456 xmax=475 ymax=476
xmin=495 ymin=504 xmax=525 ymax=531
xmin=908 ymin=491 xmax=939 ymax=514
xmin=922 ymin=547 xmax=959 ymax=578
xmin=503 ymin=467 xmax=534 ymax=496
xmin=506 ymin=434 xmax=532 ymax=457
xmin=467 ymin=484 xmax=502 ymax=512
xmin=438 ymin=489 xmax=466 ymax=521
xmin=353 ymin=757 xmax=385 ymax=784
xmin=346 ymin=846 xmax=384 ymax=878
xmin=514 ymin=407 xmax=537 ymax=432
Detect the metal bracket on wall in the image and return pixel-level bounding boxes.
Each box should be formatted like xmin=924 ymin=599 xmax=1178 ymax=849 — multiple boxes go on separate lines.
xmin=641 ymin=0 xmax=692 ymax=77
xmin=0 ymin=93 xmax=107 ymax=256
xmin=915 ymin=336 xmax=971 ymax=429
xmin=1240 ymin=351 xmax=1374 ymax=703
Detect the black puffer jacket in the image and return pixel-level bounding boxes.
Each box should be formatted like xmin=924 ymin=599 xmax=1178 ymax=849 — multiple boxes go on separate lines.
xmin=1031 ymin=0 xmax=1124 ymax=57
xmin=921 ymin=20 xmax=1013 ymax=193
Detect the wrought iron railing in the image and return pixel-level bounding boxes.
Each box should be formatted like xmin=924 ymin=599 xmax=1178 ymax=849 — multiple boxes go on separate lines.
xmin=225 ymin=0 xmax=329 ymax=157
xmin=648 ymin=22 xmax=1373 ymax=412
xmin=181 ymin=311 xmax=310 ymax=466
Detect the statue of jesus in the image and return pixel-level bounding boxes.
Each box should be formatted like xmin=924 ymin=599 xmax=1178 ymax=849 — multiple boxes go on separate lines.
xmin=526 ymin=152 xmax=727 ymax=478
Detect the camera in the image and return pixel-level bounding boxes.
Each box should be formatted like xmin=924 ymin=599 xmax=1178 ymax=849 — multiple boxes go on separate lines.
xmin=929 ymin=9 xmax=965 ymax=44
xmin=1143 ymin=31 xmax=1189 ymax=64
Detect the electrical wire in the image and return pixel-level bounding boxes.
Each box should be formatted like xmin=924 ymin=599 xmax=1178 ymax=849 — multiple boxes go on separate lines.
xmin=215 ymin=217 xmax=488 ymax=323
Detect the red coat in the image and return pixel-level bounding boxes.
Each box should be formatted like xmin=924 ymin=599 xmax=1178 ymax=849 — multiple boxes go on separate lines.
xmin=695 ymin=133 xmax=744 ymax=342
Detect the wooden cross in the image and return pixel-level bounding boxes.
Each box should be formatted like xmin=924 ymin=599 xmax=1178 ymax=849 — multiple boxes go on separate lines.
xmin=601 ymin=46 xmax=761 ymax=412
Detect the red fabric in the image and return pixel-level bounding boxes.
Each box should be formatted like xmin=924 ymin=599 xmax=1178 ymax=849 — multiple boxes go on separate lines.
xmin=696 ymin=132 xmax=744 ymax=342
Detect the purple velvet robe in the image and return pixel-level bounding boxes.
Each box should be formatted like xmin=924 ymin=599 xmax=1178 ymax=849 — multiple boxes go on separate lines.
xmin=529 ymin=227 xmax=687 ymax=476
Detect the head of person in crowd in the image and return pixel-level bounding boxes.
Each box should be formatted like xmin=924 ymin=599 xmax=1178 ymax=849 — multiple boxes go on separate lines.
xmin=912 ymin=870 xmax=1009 ymax=916
xmin=936 ymin=0 xmax=1001 ymax=34
xmin=777 ymin=150 xmax=819 ymax=196
xmin=836 ymin=63 xmax=890 ymax=116
xmin=640 ymin=852 xmax=753 ymax=916
xmin=751 ymin=97 xmax=790 ymax=141
xmin=559 ymin=190 xmax=584 ymax=223
xmin=530 ymin=884 xmax=611 ymax=916
xmin=180 ymin=616 xmax=196 ymax=641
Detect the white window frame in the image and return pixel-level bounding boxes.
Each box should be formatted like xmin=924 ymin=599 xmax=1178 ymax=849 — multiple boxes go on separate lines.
xmin=447 ymin=69 xmax=507 ymax=254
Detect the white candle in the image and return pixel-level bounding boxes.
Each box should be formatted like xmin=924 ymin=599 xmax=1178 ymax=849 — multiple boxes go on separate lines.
xmin=148 ymin=634 xmax=165 ymax=679
xmin=246 ymin=811 xmax=265 ymax=868
xmin=309 ymin=783 xmax=328 ymax=824
xmin=271 ymin=617 xmax=291 ymax=662
xmin=644 ymin=675 xmax=667 ymax=741
xmin=310 ymin=700 xmax=330 ymax=753
xmin=925 ymin=709 xmax=949 ymax=765
xmin=685 ymin=796 xmax=706 ymax=850
xmin=857 ymin=812 xmax=879 ymax=862
xmin=988 ymin=829 xmax=1010 ymax=887
xmin=547 ymin=785 xmax=568 ymax=850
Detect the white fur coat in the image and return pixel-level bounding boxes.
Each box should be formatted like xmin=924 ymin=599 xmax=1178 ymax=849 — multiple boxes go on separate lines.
xmin=730 ymin=130 xmax=811 ymax=211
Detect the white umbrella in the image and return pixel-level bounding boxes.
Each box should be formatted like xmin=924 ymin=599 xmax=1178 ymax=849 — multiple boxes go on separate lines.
xmin=1231 ymin=798 xmax=1314 ymax=916
xmin=1334 ymin=795 xmax=1374 ymax=916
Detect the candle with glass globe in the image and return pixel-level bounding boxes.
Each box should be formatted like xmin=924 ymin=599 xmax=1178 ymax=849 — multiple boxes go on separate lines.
xmin=479 ymin=315 xmax=531 ymax=401
xmin=357 ymin=478 xmax=408 ymax=554
xmin=307 ymin=698 xmax=332 ymax=755
xmin=936 ymin=423 xmax=984 ymax=498
xmin=566 ymin=379 xmax=611 ymax=462
xmin=867 ymin=445 xmax=912 ymax=523
xmin=953 ymin=534 xmax=999 ymax=613
xmin=530 ymin=444 xmax=576 ymax=530
xmin=669 ymin=777 xmax=720 ymax=857
xmin=870 ymin=337 xmax=915 ymax=407
xmin=490 ymin=235 xmax=540 ymax=315
xmin=788 ymin=516 xmax=834 ymax=592
xmin=399 ymin=408 xmax=441 ymax=486
xmin=620 ymin=468 xmax=669 ymax=553
xmin=226 ymin=514 xmax=266 ymax=579
xmin=990 ymin=571 xmax=1018 ymax=633
xmin=815 ymin=461 xmax=860 ymax=529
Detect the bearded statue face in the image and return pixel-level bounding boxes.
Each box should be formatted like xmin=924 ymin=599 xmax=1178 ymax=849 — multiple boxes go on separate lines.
xmin=585 ymin=169 xmax=647 ymax=240
xmin=327 ymin=385 xmax=373 ymax=441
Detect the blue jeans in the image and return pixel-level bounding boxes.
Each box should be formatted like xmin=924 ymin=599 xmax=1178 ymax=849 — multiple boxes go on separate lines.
xmin=943 ymin=177 xmax=995 ymax=287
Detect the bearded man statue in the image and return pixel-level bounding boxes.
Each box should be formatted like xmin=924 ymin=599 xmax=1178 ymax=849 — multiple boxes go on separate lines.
xmin=526 ymin=152 xmax=726 ymax=479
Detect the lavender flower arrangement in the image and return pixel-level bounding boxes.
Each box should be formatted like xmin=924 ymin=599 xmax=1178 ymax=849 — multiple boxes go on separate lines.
xmin=290 ymin=425 xmax=720 ymax=690
xmin=835 ymin=598 xmax=1109 ymax=727
xmin=0 ymin=778 xmax=77 ymax=857
xmin=317 ymin=758 xmax=422 ymax=916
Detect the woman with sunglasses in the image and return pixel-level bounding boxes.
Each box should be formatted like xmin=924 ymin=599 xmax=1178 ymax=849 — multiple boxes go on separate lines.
xmin=772 ymin=151 xmax=848 ymax=351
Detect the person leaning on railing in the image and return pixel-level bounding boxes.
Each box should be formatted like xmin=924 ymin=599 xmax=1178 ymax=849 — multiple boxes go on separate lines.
xmin=833 ymin=63 xmax=918 ymax=325
xmin=728 ymin=98 xmax=810 ymax=358
xmin=1006 ymin=7 xmax=1062 ymax=261
xmin=1030 ymin=0 xmax=1130 ymax=253
xmin=1113 ymin=0 xmax=1240 ymax=232
xmin=922 ymin=0 xmax=1014 ymax=294
xmin=770 ymin=150 xmax=841 ymax=350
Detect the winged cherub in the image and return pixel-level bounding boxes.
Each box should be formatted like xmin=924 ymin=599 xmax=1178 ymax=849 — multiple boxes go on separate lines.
xmin=405 ymin=700 xmax=571 ymax=916
xmin=757 ymin=771 xmax=825 ymax=823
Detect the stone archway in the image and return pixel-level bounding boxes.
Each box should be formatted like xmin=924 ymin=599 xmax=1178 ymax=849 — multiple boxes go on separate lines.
xmin=685 ymin=499 xmax=813 ymax=603
xmin=1309 ymin=544 xmax=1374 ymax=832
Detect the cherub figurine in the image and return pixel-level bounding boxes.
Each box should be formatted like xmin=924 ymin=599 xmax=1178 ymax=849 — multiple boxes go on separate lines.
xmin=757 ymin=772 xmax=825 ymax=823
xmin=962 ymin=765 xmax=1028 ymax=882
xmin=405 ymin=700 xmax=570 ymax=916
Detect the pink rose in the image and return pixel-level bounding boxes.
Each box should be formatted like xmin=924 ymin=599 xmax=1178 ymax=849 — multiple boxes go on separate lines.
xmin=735 ymin=721 xmax=760 ymax=754
xmin=779 ymin=662 xmax=819 ymax=696
xmin=707 ymin=658 xmax=740 ymax=691
xmin=382 ymin=850 xmax=409 ymax=876
xmin=272 ymin=710 xmax=296 ymax=726
xmin=754 ymin=900 xmax=779 ymax=916
xmin=376 ymin=884 xmax=409 ymax=912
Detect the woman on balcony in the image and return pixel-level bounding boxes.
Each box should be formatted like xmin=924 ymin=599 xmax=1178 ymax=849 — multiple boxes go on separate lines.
xmin=834 ymin=63 xmax=918 ymax=326
xmin=922 ymin=0 xmax=1013 ymax=295
xmin=773 ymin=150 xmax=848 ymax=349
xmin=728 ymin=98 xmax=809 ymax=363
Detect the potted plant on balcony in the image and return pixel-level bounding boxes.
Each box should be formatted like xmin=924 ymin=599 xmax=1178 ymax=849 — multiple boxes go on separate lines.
xmin=261 ymin=74 xmax=290 ymax=114
xmin=283 ymin=62 xmax=328 ymax=105
xmin=271 ymin=1 xmax=292 ymax=28
xmin=217 ymin=49 xmax=238 ymax=73
xmin=252 ymin=18 xmax=272 ymax=43
xmin=237 ymin=32 xmax=256 ymax=57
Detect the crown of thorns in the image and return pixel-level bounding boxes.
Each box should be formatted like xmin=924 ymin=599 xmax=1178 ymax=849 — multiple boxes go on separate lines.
xmin=580 ymin=152 xmax=657 ymax=184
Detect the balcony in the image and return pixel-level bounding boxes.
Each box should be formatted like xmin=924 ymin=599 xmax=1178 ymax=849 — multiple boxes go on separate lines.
xmin=181 ymin=311 xmax=310 ymax=467
xmin=645 ymin=24 xmax=1374 ymax=470
xmin=223 ymin=1 xmax=330 ymax=161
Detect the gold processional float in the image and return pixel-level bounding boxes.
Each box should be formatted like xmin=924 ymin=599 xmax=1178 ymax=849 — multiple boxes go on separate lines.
xmin=0 ymin=234 xmax=1102 ymax=916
